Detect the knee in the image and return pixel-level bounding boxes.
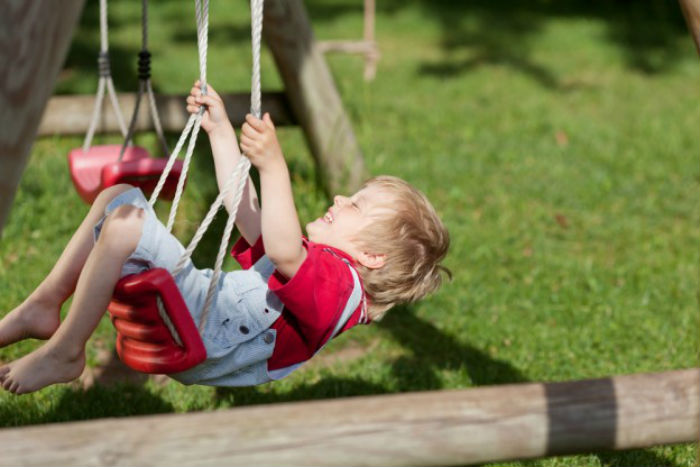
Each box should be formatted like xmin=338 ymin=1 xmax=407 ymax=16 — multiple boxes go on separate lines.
xmin=97 ymin=204 xmax=145 ymax=254
xmin=94 ymin=184 xmax=134 ymax=207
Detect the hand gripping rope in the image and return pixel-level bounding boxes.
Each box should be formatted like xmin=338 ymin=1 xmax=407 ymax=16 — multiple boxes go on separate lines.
xmin=108 ymin=0 xmax=264 ymax=374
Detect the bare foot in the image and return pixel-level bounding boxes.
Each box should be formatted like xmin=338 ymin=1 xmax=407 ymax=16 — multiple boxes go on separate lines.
xmin=0 ymin=296 xmax=61 ymax=348
xmin=0 ymin=344 xmax=85 ymax=394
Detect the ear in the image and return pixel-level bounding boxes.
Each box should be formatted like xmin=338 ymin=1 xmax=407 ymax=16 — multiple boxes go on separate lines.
xmin=356 ymin=251 xmax=386 ymax=269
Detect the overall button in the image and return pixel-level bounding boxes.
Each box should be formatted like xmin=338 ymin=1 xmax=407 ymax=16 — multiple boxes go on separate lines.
xmin=239 ymin=325 xmax=250 ymax=335
xmin=263 ymin=332 xmax=274 ymax=344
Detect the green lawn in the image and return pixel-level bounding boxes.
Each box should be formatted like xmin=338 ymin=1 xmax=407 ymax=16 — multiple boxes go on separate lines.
xmin=1 ymin=1 xmax=698 ymax=466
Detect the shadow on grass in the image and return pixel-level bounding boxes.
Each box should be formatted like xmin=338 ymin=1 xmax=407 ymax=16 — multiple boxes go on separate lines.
xmin=0 ymin=383 xmax=173 ymax=428
xmin=214 ymin=305 xmax=528 ymax=406
xmin=306 ymin=0 xmax=690 ymax=87
xmin=60 ymin=0 xmax=690 ymax=97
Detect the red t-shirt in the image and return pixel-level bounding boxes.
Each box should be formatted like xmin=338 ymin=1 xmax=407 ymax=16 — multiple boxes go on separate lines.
xmin=231 ymin=236 xmax=370 ymax=371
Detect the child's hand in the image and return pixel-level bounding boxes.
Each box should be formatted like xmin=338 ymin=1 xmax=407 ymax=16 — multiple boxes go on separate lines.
xmin=186 ymin=81 xmax=230 ymax=134
xmin=240 ymin=113 xmax=283 ymax=172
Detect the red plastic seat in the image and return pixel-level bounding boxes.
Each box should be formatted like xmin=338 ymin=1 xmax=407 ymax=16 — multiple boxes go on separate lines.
xmin=108 ymin=268 xmax=206 ymax=374
xmin=68 ymin=145 xmax=184 ymax=204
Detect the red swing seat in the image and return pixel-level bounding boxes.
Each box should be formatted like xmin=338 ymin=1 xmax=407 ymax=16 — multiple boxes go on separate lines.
xmin=68 ymin=145 xmax=184 ymax=204
xmin=108 ymin=268 xmax=206 ymax=374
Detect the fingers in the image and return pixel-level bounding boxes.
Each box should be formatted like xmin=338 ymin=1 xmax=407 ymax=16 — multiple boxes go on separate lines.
xmin=245 ymin=113 xmax=267 ymax=132
xmin=192 ymin=80 xmax=220 ymax=97
xmin=239 ymin=134 xmax=255 ymax=153
xmin=263 ymin=112 xmax=275 ymax=130
xmin=186 ymin=93 xmax=221 ymax=115
xmin=240 ymin=122 xmax=259 ymax=141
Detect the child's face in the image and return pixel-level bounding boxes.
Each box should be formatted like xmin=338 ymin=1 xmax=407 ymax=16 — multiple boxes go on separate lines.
xmin=306 ymin=184 xmax=393 ymax=261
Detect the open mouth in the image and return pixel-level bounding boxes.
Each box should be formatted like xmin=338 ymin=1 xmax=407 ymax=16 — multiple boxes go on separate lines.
xmin=323 ymin=211 xmax=334 ymax=224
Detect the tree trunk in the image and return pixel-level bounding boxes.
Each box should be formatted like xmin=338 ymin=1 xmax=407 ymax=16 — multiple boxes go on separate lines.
xmin=0 ymin=0 xmax=85 ymax=236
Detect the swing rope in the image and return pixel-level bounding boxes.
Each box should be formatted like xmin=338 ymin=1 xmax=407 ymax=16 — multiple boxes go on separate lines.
xmin=82 ymin=0 xmax=129 ymax=154
xmin=118 ymin=0 xmax=170 ymax=161
xmin=149 ymin=0 xmax=263 ymax=334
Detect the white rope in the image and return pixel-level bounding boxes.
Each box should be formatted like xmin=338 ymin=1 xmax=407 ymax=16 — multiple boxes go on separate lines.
xmin=82 ymin=0 xmax=128 ymax=153
xmin=166 ymin=113 xmax=203 ymax=232
xmin=148 ymin=0 xmax=263 ymax=334
xmin=149 ymin=113 xmax=197 ymax=207
xmin=149 ymin=0 xmax=208 ymax=223
xmin=169 ymin=0 xmax=263 ymax=332
xmin=99 ymin=0 xmax=108 ymax=52
xmin=195 ymin=158 xmax=252 ymax=332
xmin=195 ymin=0 xmax=263 ymax=332
xmin=105 ymin=77 xmax=129 ymax=138
xmin=82 ymin=77 xmax=106 ymax=154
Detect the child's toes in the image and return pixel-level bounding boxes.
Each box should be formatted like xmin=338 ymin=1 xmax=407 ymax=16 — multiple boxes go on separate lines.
xmin=8 ymin=381 xmax=20 ymax=394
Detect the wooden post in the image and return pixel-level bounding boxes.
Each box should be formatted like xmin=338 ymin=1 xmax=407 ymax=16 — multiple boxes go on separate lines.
xmin=363 ymin=0 xmax=378 ymax=81
xmin=0 ymin=0 xmax=85 ymax=237
xmin=678 ymin=0 xmax=700 ymax=55
xmin=317 ymin=0 xmax=380 ymax=81
xmin=263 ymin=0 xmax=368 ymax=196
xmin=0 ymin=369 xmax=697 ymax=466
xmin=37 ymin=92 xmax=295 ymax=136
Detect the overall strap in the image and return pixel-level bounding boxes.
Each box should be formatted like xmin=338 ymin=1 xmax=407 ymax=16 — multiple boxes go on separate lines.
xmin=317 ymin=260 xmax=364 ymax=354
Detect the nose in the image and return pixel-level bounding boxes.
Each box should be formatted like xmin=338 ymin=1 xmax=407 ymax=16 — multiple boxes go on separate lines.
xmin=334 ymin=195 xmax=349 ymax=207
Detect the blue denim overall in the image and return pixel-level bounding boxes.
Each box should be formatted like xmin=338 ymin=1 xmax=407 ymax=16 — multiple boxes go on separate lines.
xmin=170 ymin=254 xmax=363 ymax=387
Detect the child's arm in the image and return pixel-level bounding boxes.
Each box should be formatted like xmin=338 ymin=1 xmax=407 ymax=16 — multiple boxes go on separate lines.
xmin=187 ymin=82 xmax=261 ymax=245
xmin=240 ymin=113 xmax=307 ymax=279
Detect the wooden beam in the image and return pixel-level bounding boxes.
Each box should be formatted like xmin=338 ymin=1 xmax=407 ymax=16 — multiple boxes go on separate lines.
xmin=317 ymin=40 xmax=380 ymax=82
xmin=0 ymin=0 xmax=85 ymax=237
xmin=37 ymin=92 xmax=295 ymax=137
xmin=317 ymin=0 xmax=379 ymax=81
xmin=317 ymin=40 xmax=378 ymax=55
xmin=678 ymin=0 xmax=700 ymax=55
xmin=263 ymin=0 xmax=368 ymax=196
xmin=0 ymin=369 xmax=697 ymax=466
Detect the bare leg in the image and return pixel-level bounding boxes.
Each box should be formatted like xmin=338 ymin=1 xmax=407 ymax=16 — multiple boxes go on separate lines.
xmin=0 ymin=184 xmax=133 ymax=348
xmin=0 ymin=204 xmax=145 ymax=394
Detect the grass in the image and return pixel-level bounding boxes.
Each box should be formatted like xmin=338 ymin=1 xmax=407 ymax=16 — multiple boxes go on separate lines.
xmin=1 ymin=0 xmax=699 ymax=465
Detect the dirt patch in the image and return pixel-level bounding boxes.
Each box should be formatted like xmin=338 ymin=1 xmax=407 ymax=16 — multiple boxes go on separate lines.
xmin=78 ymin=343 xmax=169 ymax=389
xmin=305 ymin=338 xmax=379 ymax=370
xmin=77 ymin=337 xmax=380 ymax=388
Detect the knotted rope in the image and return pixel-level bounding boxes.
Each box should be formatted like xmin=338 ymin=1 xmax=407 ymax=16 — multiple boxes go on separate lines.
xmin=118 ymin=0 xmax=170 ymax=161
xmin=82 ymin=0 xmax=129 ymax=154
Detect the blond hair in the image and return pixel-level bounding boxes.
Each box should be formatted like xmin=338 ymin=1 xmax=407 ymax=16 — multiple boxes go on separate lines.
xmin=353 ymin=176 xmax=451 ymax=320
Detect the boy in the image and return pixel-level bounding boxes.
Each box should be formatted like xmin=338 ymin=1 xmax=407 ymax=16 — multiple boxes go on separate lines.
xmin=0 ymin=83 xmax=450 ymax=393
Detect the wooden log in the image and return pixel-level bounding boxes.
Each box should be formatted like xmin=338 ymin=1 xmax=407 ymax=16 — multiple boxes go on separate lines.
xmin=0 ymin=0 xmax=85 ymax=236
xmin=0 ymin=369 xmax=697 ymax=466
xmin=37 ymin=92 xmax=295 ymax=137
xmin=263 ymin=0 xmax=368 ymax=196
xmin=678 ymin=0 xmax=700 ymax=55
